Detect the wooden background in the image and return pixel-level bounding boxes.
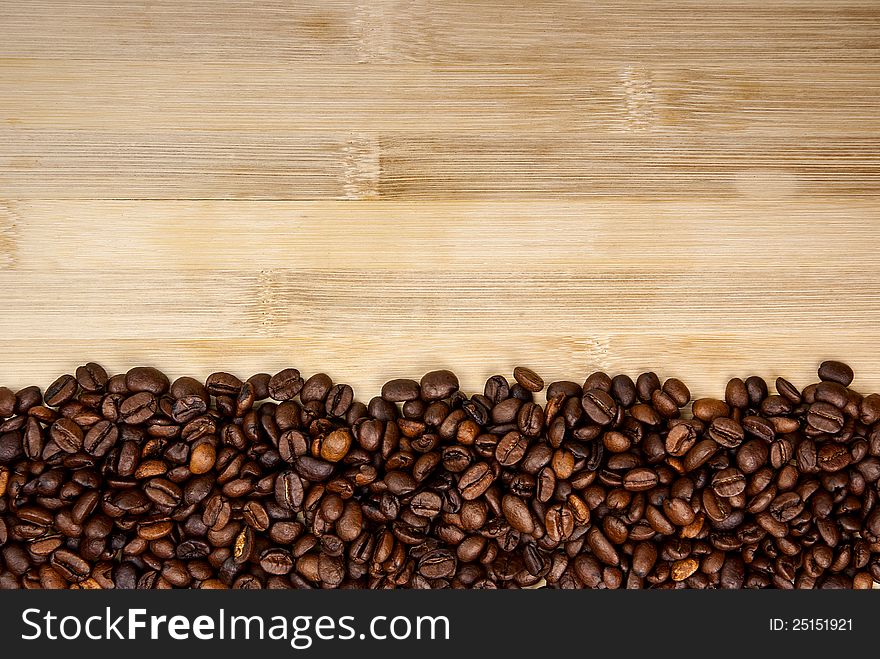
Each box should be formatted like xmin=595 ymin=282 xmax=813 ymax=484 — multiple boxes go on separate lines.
xmin=1 ymin=0 xmax=879 ymax=401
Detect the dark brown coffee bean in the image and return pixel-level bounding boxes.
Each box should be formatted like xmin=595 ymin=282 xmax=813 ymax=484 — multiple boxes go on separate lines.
xmin=50 ymin=418 xmax=83 ymax=453
xmin=119 ymin=392 xmax=157 ymax=424
xmin=636 ymin=372 xmax=661 ymax=403
xmin=381 ymin=378 xmax=420 ymax=402
xmin=725 ymin=378 xmax=749 ymax=409
xmin=513 ymin=366 xmax=544 ymax=393
xmin=326 ymin=384 xmax=354 ymax=418
xmin=665 ymin=423 xmax=698 ymax=456
xmin=206 ymin=372 xmax=242 ymax=396
xmin=818 ymin=360 xmax=854 ymax=386
xmin=581 ymin=389 xmax=617 ymax=425
xmin=707 ymin=417 xmax=744 ymax=449
xmin=517 ymin=402 xmax=543 ymax=437
xmin=662 ymin=378 xmax=690 ymax=407
xmin=711 ymin=467 xmax=746 ymax=497
xmin=268 ymin=369 xmax=304 ymax=400
xmin=737 ymin=439 xmax=769 ymax=475
xmin=83 ymin=420 xmax=118 ymax=457
xmin=420 ymin=370 xmax=459 ymax=401
xmin=502 ymin=494 xmax=534 ymax=534
xmin=807 ymin=402 xmax=845 ymax=434
xmin=496 ymin=431 xmax=529 ymax=467
xmin=742 ymin=415 xmax=775 ymax=442
xmin=692 ymin=398 xmax=730 ymax=423
xmin=623 ymin=467 xmax=658 ymax=491
xmin=459 ymin=462 xmax=494 ymax=500
xmin=45 ymin=374 xmax=77 ymax=407
xmin=125 ymin=367 xmax=169 ymax=395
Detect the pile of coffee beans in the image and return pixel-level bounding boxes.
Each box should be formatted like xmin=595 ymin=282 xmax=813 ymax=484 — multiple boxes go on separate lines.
xmin=1 ymin=360 xmax=879 ymax=589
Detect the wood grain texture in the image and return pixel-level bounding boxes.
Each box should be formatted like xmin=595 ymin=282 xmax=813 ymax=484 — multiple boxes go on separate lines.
xmin=1 ymin=1 xmax=879 ymax=401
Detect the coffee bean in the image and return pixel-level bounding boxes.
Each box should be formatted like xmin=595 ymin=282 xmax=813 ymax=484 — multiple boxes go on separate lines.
xmin=459 ymin=462 xmax=494 ymax=500
xmin=326 ymin=384 xmax=353 ymax=418
xmin=125 ymin=367 xmax=169 ymax=395
xmin=206 ymin=372 xmax=242 ymax=396
xmin=45 ymin=374 xmax=77 ymax=407
xmin=636 ymin=372 xmax=661 ymax=403
xmin=268 ymin=369 xmax=304 ymax=400
xmin=711 ymin=467 xmax=746 ymax=497
xmin=818 ymin=360 xmax=854 ymax=386
xmin=502 ymin=494 xmax=534 ymax=534
xmin=420 ymin=370 xmax=459 ymax=401
xmin=581 ymin=389 xmax=617 ymax=425
xmin=496 ymin=431 xmax=529 ymax=467
xmin=319 ymin=428 xmax=351 ymax=463
xmin=665 ymin=423 xmax=698 ymax=456
xmin=119 ymin=391 xmax=157 ymax=424
xmin=381 ymin=378 xmax=420 ymax=402
xmin=623 ymin=467 xmax=658 ymax=491
xmin=513 ymin=367 xmax=544 ymax=393
xmin=807 ymin=402 xmax=845 ymax=434
xmin=50 ymin=418 xmax=84 ymax=453
xmin=692 ymin=398 xmax=730 ymax=423
xmin=704 ymin=417 xmax=743 ymax=448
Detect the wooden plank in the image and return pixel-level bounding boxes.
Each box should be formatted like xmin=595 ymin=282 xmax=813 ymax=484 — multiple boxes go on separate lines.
xmin=1 ymin=130 xmax=877 ymax=200
xmin=2 ymin=61 xmax=878 ymax=134
xmin=1 ymin=1 xmax=878 ymax=64
xmin=1 ymin=200 xmax=878 ymax=272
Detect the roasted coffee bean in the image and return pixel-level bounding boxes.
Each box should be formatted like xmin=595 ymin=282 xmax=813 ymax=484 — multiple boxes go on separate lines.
xmin=459 ymin=462 xmax=494 ymax=500
xmin=420 ymin=370 xmax=459 ymax=401
xmin=125 ymin=367 xmax=169 ymax=395
xmin=496 ymin=431 xmax=529 ymax=467
xmin=581 ymin=389 xmax=617 ymax=425
xmin=623 ymin=467 xmax=658 ymax=492
xmin=818 ymin=360 xmax=854 ymax=387
xmin=381 ymin=379 xmax=420 ymax=402
xmin=807 ymin=402 xmax=845 ymax=434
xmin=513 ymin=367 xmax=544 ymax=393
xmin=119 ymin=392 xmax=157 ymax=424
xmin=50 ymin=418 xmax=84 ymax=453
xmin=45 ymin=374 xmax=78 ymax=407
xmin=268 ymin=369 xmax=304 ymax=401
xmin=708 ymin=417 xmax=745 ymax=448
xmin=711 ymin=468 xmax=746 ymax=497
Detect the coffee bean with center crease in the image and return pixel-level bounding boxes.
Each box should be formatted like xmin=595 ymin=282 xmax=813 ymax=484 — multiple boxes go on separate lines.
xmin=119 ymin=392 xmax=157 ymax=424
xmin=50 ymin=549 xmax=90 ymax=583
xmin=807 ymin=402 xmax=845 ymax=434
xmin=326 ymin=384 xmax=353 ymax=417
xmin=496 ymin=431 xmax=529 ymax=467
xmin=268 ymin=369 xmax=304 ymax=401
xmin=50 ymin=418 xmax=83 ymax=453
xmin=517 ymin=402 xmax=544 ymax=437
xmin=45 ymin=374 xmax=77 ymax=407
xmin=708 ymin=417 xmax=745 ymax=448
xmin=206 ymin=372 xmax=242 ymax=396
xmin=712 ymin=467 xmax=746 ymax=497
xmin=513 ymin=367 xmax=544 ymax=393
xmin=459 ymin=462 xmax=494 ymax=500
xmin=581 ymin=389 xmax=617 ymax=425
xmin=623 ymin=467 xmax=658 ymax=491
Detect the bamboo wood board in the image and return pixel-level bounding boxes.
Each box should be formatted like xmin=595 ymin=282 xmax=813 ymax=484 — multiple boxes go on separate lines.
xmin=1 ymin=0 xmax=879 ymax=401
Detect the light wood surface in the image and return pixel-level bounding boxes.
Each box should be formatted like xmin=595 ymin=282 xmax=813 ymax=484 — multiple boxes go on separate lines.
xmin=1 ymin=1 xmax=879 ymax=400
